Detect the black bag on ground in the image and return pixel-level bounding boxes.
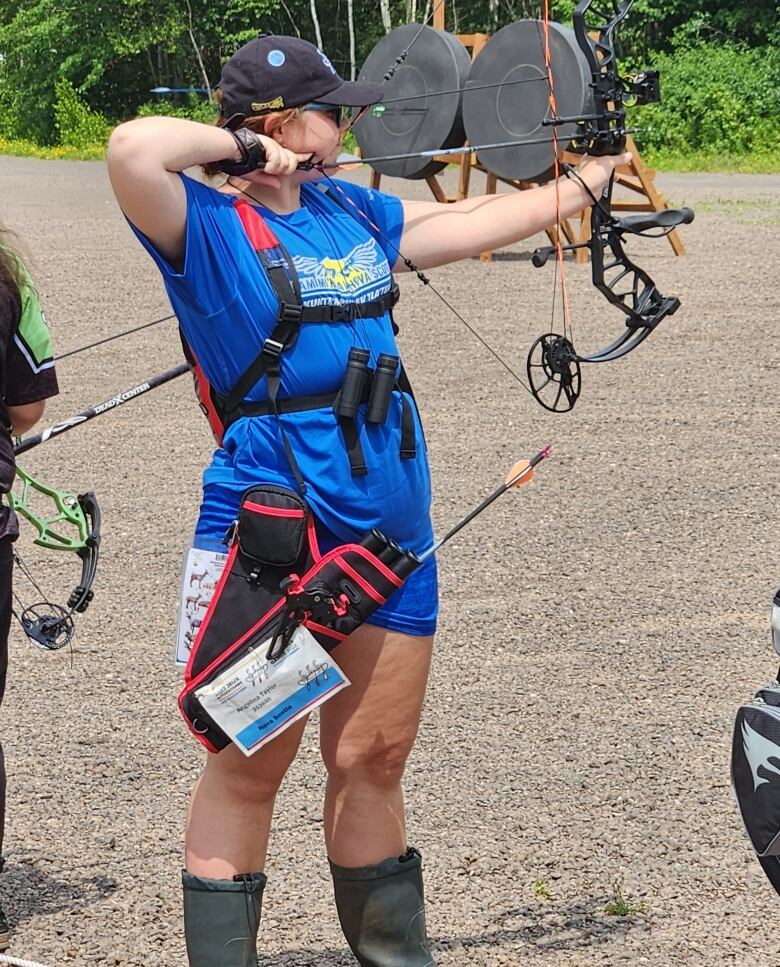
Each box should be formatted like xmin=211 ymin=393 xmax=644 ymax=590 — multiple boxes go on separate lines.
xmin=178 ymin=485 xmax=420 ymax=753
xmin=732 ymin=687 xmax=780 ymax=895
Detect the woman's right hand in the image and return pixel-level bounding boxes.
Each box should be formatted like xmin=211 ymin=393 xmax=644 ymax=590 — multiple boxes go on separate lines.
xmin=250 ymin=134 xmax=308 ymax=178
xmin=576 ymin=151 xmax=632 ymax=199
xmin=219 ymin=128 xmax=306 ymax=180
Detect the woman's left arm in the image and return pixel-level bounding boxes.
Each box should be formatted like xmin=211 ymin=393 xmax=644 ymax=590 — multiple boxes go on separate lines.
xmin=395 ymin=153 xmax=630 ymax=272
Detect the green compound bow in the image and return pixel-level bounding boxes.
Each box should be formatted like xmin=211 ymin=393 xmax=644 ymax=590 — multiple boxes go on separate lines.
xmin=9 ymin=466 xmax=101 ymax=651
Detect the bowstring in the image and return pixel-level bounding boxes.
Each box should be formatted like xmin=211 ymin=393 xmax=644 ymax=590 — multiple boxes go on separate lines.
xmin=383 ymin=0 xmax=446 ymax=82
xmin=340 ymin=0 xmax=447 ymax=143
xmin=55 ymin=312 xmax=176 ymax=361
xmin=541 ymin=2 xmax=574 ymax=347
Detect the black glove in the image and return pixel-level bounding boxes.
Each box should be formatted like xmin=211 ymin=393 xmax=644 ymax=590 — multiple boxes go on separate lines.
xmin=216 ymin=128 xmax=267 ymax=176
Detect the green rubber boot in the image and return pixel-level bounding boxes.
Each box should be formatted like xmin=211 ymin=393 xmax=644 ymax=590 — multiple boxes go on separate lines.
xmin=182 ymin=870 xmax=266 ymax=967
xmin=330 ymin=847 xmax=436 ymax=966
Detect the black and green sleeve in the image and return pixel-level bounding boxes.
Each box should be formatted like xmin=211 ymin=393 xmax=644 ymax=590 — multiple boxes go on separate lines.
xmin=5 ymin=271 xmax=58 ymax=405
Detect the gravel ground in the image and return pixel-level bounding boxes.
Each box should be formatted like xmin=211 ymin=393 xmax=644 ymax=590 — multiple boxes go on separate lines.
xmin=1 ymin=155 xmax=779 ymax=966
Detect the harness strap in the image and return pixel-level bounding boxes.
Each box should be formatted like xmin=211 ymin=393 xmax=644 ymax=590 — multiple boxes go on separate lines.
xmin=296 ymin=284 xmax=400 ymax=323
xmin=221 ymin=200 xmax=414 ymax=485
xmin=226 ymin=374 xmax=416 ymax=475
xmin=221 ymin=287 xmax=401 ymax=418
xmin=266 ymin=364 xmax=309 ymax=492
xmin=399 ymin=395 xmax=416 ymax=459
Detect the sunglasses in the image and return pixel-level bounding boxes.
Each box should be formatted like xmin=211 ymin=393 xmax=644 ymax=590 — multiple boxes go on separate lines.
xmin=302 ymin=103 xmax=371 ymax=126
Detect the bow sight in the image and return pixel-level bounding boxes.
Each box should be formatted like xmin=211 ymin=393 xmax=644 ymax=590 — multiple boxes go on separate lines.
xmin=627 ymin=70 xmax=660 ymax=106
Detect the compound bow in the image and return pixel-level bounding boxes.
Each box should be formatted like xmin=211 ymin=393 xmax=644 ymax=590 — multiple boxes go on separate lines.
xmin=9 ymin=466 xmax=100 ymax=650
xmin=525 ymin=0 xmax=694 ymax=411
xmin=10 ymin=364 xmax=188 ymax=649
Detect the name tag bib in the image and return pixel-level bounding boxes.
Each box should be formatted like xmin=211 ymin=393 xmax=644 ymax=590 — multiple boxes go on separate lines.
xmin=194 ymin=626 xmax=350 ymax=756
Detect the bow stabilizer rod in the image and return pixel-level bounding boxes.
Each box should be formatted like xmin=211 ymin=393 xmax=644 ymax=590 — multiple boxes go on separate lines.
xmin=312 ymin=129 xmax=639 ymax=172
xmin=14 ymin=363 xmax=190 ymax=455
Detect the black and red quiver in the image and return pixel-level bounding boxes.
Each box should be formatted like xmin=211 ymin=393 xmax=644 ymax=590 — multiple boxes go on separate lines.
xmin=179 ymin=485 xmax=421 ymax=752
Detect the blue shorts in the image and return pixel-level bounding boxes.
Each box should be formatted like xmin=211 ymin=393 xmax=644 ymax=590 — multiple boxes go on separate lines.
xmin=194 ymin=482 xmax=438 ymax=638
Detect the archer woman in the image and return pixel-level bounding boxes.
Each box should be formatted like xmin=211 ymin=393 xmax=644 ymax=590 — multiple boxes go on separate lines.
xmin=108 ymin=34 xmax=629 ymax=967
xmin=0 ymin=227 xmax=58 ymax=952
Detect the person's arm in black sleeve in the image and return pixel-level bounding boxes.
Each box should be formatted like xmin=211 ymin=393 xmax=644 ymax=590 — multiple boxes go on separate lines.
xmin=5 ymin=272 xmax=58 ymax=434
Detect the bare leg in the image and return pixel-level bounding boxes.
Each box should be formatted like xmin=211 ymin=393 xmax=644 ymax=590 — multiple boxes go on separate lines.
xmin=320 ymin=624 xmax=434 ymax=867
xmin=185 ymin=714 xmax=308 ymax=877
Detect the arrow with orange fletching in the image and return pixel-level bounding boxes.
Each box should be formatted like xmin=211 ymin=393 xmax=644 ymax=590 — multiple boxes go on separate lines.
xmin=417 ymin=445 xmax=552 ymax=562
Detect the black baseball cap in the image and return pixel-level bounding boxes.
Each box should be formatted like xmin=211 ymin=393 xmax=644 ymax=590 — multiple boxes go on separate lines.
xmin=218 ymin=35 xmax=385 ymax=119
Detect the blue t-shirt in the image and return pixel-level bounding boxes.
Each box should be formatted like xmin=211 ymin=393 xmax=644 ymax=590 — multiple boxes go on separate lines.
xmin=133 ymin=174 xmax=433 ymax=551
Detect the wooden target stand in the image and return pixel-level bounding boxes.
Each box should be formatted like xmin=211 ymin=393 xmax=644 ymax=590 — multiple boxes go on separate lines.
xmin=368 ymin=6 xmax=685 ymax=263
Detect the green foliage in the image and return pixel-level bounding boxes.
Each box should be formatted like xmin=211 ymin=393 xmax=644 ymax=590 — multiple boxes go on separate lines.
xmin=0 ymin=0 xmax=284 ymax=144
xmin=630 ymin=39 xmax=780 ymax=158
xmin=0 ymin=83 xmax=24 ymax=143
xmin=644 ymin=147 xmax=780 ymax=174
xmin=602 ymin=880 xmax=648 ymax=917
xmin=1 ymin=0 xmax=779 ymax=170
xmin=54 ymin=79 xmax=112 ymax=150
xmin=0 ymin=136 xmax=106 ymax=160
xmin=0 ymin=0 xmax=122 ymax=143
xmin=616 ymin=0 xmax=780 ymax=55
xmin=136 ymin=95 xmax=218 ymax=125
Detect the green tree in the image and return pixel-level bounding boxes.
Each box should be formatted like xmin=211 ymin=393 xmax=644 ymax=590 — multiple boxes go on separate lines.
xmin=0 ymin=0 xmax=283 ymax=144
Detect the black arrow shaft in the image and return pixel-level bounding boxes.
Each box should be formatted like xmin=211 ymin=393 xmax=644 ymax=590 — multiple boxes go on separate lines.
xmin=418 ymin=447 xmax=552 ymax=562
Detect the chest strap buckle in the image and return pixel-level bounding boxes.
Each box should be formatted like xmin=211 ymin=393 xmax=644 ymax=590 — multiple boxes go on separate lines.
xmin=261 ymin=338 xmax=284 ymax=363
xmin=277 ymin=303 xmax=304 ymax=325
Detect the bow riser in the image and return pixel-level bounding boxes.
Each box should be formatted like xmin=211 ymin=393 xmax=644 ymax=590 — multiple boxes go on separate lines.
xmin=9 ymin=467 xmax=91 ymax=552
xmin=573 ymin=0 xmax=631 ymax=153
xmin=589 ymin=203 xmax=682 ymax=335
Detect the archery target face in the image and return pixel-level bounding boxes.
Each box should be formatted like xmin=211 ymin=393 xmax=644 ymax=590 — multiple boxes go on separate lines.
xmin=462 ymin=20 xmax=595 ymax=183
xmin=355 ymin=24 xmax=471 ymax=179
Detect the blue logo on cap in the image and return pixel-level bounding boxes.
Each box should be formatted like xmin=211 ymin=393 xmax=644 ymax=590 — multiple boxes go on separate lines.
xmin=267 ymin=50 xmax=286 ymax=67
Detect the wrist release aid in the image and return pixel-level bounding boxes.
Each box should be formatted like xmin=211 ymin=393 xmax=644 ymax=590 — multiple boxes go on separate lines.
xmin=217 ymin=127 xmax=267 ymax=176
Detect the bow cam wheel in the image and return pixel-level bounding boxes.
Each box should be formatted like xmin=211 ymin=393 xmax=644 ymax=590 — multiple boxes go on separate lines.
xmin=21 ymin=603 xmax=74 ymax=650
xmin=526 ymin=333 xmax=581 ymax=412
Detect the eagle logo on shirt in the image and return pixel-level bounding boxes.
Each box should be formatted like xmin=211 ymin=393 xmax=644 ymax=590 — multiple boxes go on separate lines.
xmin=293 ymin=240 xmax=388 ymax=300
